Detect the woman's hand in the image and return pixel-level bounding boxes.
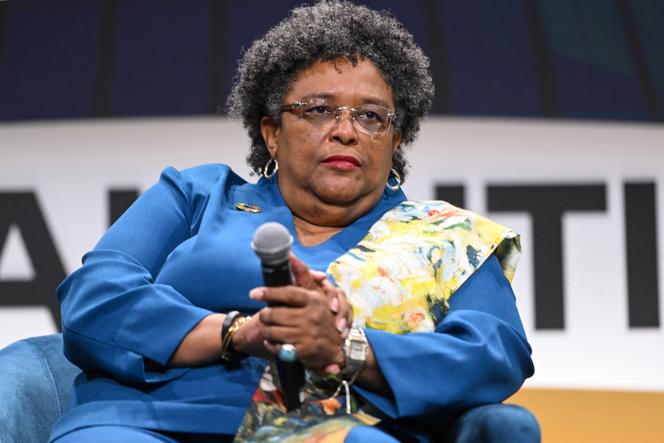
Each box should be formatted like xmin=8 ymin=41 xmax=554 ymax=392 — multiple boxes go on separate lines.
xmin=290 ymin=254 xmax=353 ymax=339
xmin=249 ymin=254 xmax=353 ymax=374
xmin=251 ymin=285 xmax=344 ymax=372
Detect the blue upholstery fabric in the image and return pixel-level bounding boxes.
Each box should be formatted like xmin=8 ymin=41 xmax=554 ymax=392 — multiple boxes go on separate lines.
xmin=52 ymin=426 xmax=179 ymax=443
xmin=445 ymin=403 xmax=541 ymax=443
xmin=0 ymin=334 xmax=539 ymax=442
xmin=0 ymin=334 xmax=81 ymax=443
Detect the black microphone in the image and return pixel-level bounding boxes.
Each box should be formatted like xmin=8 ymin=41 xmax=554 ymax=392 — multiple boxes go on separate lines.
xmin=251 ymin=222 xmax=305 ymax=411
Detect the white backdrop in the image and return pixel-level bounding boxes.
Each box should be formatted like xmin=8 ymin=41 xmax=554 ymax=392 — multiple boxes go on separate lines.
xmin=1 ymin=117 xmax=663 ymax=392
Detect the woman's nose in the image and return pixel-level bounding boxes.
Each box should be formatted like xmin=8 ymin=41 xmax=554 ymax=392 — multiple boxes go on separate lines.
xmin=329 ymin=109 xmax=358 ymax=144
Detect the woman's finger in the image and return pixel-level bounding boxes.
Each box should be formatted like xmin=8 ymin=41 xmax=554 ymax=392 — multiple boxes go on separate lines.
xmin=328 ymin=294 xmax=339 ymax=313
xmin=310 ymin=269 xmax=328 ymax=282
xmin=258 ymin=306 xmax=306 ymax=326
xmin=335 ymin=289 xmax=353 ymax=335
xmin=249 ymin=286 xmax=312 ymax=307
xmin=260 ymin=324 xmax=303 ymax=344
xmin=317 ymin=278 xmax=340 ymax=313
xmin=318 ymin=276 xmax=336 ymax=290
xmin=320 ymin=363 xmax=341 ymax=375
xmin=290 ymin=253 xmax=318 ymax=290
xmin=313 ymin=276 xmax=353 ymax=335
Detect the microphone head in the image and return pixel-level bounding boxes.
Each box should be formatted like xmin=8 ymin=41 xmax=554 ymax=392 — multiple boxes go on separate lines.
xmin=252 ymin=222 xmax=293 ymax=265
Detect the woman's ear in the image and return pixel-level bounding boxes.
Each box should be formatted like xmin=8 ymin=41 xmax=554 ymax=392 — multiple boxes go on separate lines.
xmin=260 ymin=116 xmax=279 ymax=158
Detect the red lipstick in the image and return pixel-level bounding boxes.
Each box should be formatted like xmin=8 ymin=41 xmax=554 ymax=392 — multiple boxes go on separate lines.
xmin=322 ymin=155 xmax=361 ymax=170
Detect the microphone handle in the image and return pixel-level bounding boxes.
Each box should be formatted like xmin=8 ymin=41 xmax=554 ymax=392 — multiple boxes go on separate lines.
xmin=276 ymin=355 xmax=305 ymax=411
xmin=261 ymin=260 xmax=305 ymax=411
xmin=261 ymin=260 xmax=293 ymax=287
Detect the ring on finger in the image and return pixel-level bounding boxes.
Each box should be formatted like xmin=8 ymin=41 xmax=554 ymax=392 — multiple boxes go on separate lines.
xmin=278 ymin=343 xmax=298 ymax=362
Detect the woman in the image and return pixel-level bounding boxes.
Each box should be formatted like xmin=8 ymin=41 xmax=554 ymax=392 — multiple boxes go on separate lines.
xmin=51 ymin=2 xmax=534 ymax=442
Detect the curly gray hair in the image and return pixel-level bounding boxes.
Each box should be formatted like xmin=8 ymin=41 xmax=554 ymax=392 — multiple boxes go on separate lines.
xmin=226 ymin=0 xmax=434 ymax=182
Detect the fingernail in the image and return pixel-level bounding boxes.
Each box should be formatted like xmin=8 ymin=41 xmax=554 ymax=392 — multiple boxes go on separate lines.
xmin=329 ymin=297 xmax=339 ymax=313
xmin=336 ymin=317 xmax=347 ymax=333
xmin=249 ymin=288 xmax=265 ymax=300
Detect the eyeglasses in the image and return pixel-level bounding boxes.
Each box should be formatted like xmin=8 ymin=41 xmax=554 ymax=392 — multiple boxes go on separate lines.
xmin=280 ymin=98 xmax=397 ymax=134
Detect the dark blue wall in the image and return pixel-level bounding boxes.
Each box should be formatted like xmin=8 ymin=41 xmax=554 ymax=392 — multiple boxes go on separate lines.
xmin=0 ymin=0 xmax=662 ymax=122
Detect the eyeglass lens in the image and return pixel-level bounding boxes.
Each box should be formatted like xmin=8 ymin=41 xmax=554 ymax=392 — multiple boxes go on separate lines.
xmin=293 ymin=99 xmax=393 ymax=133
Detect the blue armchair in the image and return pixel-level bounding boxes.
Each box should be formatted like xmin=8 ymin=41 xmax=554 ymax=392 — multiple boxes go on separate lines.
xmin=0 ymin=335 xmax=540 ymax=442
xmin=0 ymin=335 xmax=80 ymax=443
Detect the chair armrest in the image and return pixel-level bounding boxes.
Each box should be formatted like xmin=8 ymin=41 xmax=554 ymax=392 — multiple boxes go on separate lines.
xmin=446 ymin=403 xmax=541 ymax=442
xmin=0 ymin=334 xmax=81 ymax=443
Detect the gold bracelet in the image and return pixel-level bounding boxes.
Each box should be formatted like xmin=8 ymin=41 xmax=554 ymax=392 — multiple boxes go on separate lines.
xmin=220 ymin=316 xmax=249 ymax=362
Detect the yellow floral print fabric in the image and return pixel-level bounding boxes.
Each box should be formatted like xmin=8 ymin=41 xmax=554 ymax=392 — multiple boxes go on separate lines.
xmin=328 ymin=200 xmax=521 ymax=334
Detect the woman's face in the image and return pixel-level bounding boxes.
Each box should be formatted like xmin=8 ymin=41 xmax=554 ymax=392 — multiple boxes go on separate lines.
xmin=261 ymin=58 xmax=401 ymax=211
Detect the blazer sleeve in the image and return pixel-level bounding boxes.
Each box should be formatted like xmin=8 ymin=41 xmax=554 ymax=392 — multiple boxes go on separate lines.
xmin=354 ymin=254 xmax=534 ymax=423
xmin=58 ymin=165 xmax=236 ymax=383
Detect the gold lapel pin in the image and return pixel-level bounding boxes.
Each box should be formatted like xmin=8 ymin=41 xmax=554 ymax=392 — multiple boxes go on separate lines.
xmin=235 ymin=203 xmax=262 ymax=213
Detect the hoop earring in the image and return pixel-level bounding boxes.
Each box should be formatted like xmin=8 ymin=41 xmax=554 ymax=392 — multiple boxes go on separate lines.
xmin=262 ymin=158 xmax=278 ymax=179
xmin=386 ymin=168 xmax=402 ymax=191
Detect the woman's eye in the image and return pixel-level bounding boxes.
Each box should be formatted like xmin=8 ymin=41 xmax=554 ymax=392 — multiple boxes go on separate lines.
xmin=360 ymin=110 xmax=383 ymax=122
xmin=305 ymin=105 xmax=331 ymax=114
